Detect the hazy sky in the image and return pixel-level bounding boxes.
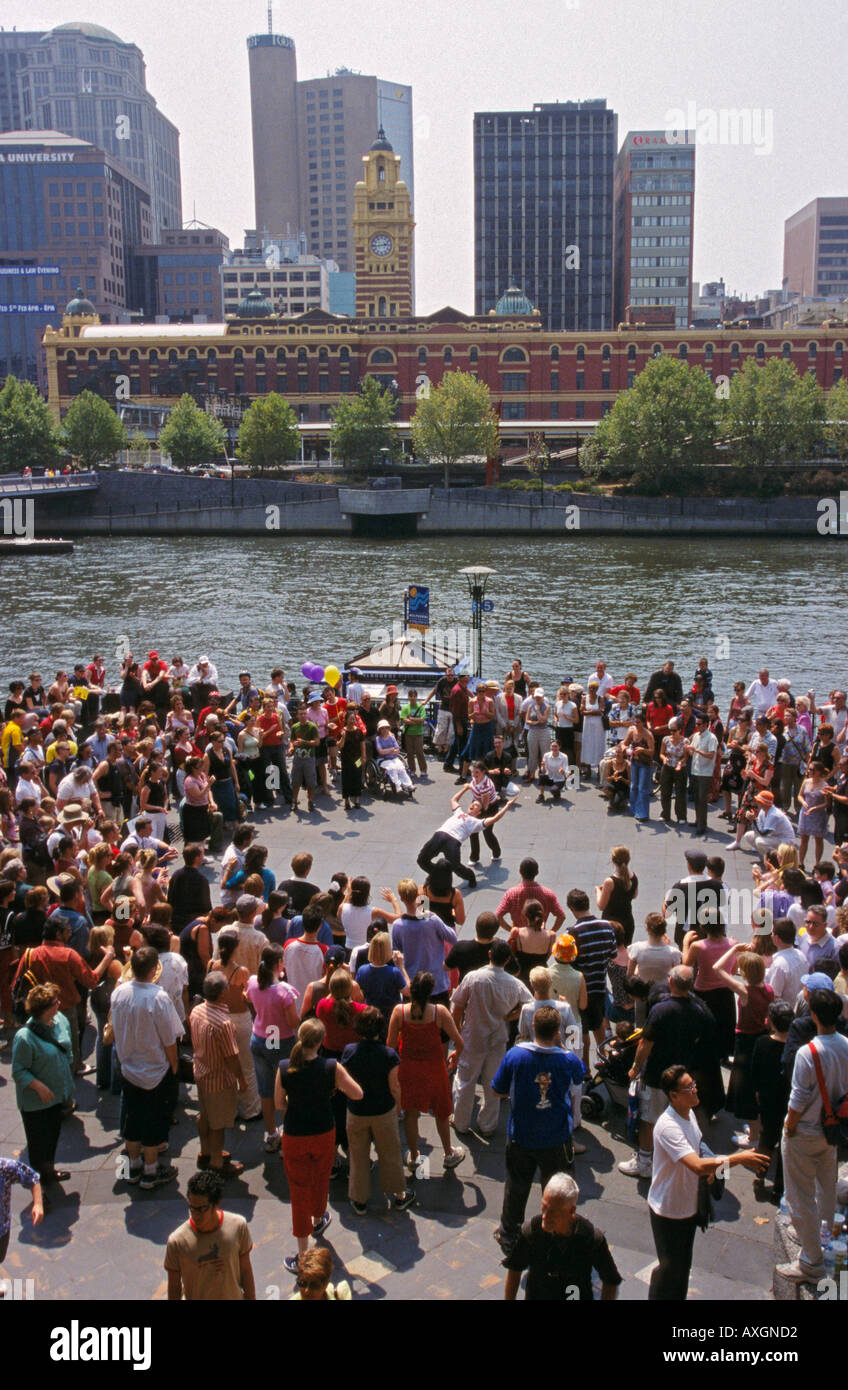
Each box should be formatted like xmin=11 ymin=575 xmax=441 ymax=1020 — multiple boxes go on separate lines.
xmin=14 ymin=0 xmax=848 ymax=314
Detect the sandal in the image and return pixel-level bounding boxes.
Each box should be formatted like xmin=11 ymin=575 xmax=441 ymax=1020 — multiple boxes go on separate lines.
xmin=212 ymin=1158 xmax=244 ymax=1178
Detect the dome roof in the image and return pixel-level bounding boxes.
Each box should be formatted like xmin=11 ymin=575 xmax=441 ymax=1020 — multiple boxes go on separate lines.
xmin=45 ymin=21 xmax=125 ymax=42
xmin=65 ymin=287 xmax=96 ymax=317
xmin=494 ymin=285 xmax=535 ymax=316
xmin=370 ymin=125 xmax=394 ymax=152
xmin=236 ymin=287 xmax=273 ymax=318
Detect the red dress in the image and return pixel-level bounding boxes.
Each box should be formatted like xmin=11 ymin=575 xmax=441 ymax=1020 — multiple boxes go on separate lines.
xmin=397 ymin=1006 xmax=452 ymax=1118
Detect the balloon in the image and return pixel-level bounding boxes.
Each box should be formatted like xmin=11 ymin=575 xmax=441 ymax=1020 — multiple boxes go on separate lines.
xmin=301 ymin=663 xmax=313 ymax=679
xmin=324 ymin=664 xmax=341 ymax=688
xmin=310 ymin=664 xmax=325 ymax=683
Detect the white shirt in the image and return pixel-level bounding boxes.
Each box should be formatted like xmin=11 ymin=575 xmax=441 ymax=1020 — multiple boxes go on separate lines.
xmin=109 ymin=979 xmax=183 ymax=1089
xmin=14 ymin=775 xmax=43 ymax=805
xmin=789 ymin=1032 xmax=848 ymax=1135
xmin=157 ymin=951 xmax=189 ymax=1024
xmin=541 ymin=751 xmax=569 ymax=781
xmin=757 ymin=805 xmax=796 ymax=844
xmin=188 ymin=661 xmax=219 ymax=687
xmin=451 ymin=964 xmax=531 ymax=1050
xmin=746 ymin=679 xmax=778 ymax=715
xmin=555 ymin=699 xmax=577 ymax=728
xmin=589 ymin=671 xmax=614 ymax=698
xmin=628 ymin=941 xmax=681 ymax=983
xmin=820 ymin=704 xmax=848 ymax=739
xmin=57 ymin=772 xmax=97 ymax=804
xmin=689 ymin=729 xmax=718 ymax=778
xmin=346 ymin=682 xmax=364 ymax=707
xmin=518 ymin=997 xmax=580 ymax=1051
xmin=439 ymin=810 xmax=484 ymax=843
xmin=765 ymin=946 xmax=808 ymax=1006
xmin=340 ymin=902 xmax=373 ymax=951
xmin=648 ymin=1105 xmax=704 ymax=1219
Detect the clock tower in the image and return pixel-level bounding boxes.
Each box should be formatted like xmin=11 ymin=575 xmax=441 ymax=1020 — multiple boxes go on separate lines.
xmin=352 ymin=128 xmax=415 ymax=320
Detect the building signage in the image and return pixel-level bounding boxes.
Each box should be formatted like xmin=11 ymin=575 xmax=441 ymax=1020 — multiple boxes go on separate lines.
xmin=0 ymin=151 xmax=76 ymax=164
xmin=0 ymin=266 xmax=60 ymax=276
xmin=247 ymin=34 xmax=294 ymax=49
xmin=0 ymin=303 xmax=57 ymax=313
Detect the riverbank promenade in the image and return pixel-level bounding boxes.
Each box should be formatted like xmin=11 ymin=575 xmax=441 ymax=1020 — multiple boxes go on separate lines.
xmin=0 ymin=763 xmax=782 ymax=1302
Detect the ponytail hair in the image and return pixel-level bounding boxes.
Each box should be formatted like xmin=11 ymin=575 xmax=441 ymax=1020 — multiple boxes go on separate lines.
xmin=409 ymin=970 xmax=434 ymax=1021
xmin=329 ymin=968 xmax=353 ymax=1027
xmin=257 ymin=942 xmax=283 ymax=990
xmin=262 ymin=890 xmax=287 ymax=934
xmin=289 ymin=1018 xmax=325 ymax=1072
xmin=215 ymin=931 xmax=239 ymax=967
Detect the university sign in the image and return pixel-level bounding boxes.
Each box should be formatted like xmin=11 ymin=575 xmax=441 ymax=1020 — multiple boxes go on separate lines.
xmin=0 ymin=151 xmax=76 ymax=163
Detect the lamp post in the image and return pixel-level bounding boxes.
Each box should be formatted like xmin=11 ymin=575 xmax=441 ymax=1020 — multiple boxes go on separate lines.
xmin=459 ymin=565 xmax=496 ymax=678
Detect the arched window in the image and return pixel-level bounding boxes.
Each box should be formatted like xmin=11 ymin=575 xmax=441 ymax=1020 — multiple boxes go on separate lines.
xmin=378 ymin=295 xmax=387 ymax=317
xmin=502 ymin=346 xmax=528 ymax=363
xmin=678 ymin=343 xmax=688 ymax=359
xmin=207 ymin=348 xmax=217 ymax=363
xmin=108 ymin=350 xmax=119 ymax=369
xmin=755 ymin=341 xmax=765 ymax=360
xmin=370 ymin=348 xmax=395 ymax=364
xmin=627 ymin=343 xmax=636 ymax=362
xmin=148 ymin=349 xmax=159 ymax=364
xmin=652 ymin=343 xmax=662 ymax=358
xmin=417 ymin=347 xmax=427 ymax=365
xmin=469 ymin=346 xmax=478 ymax=364
xmin=808 ymin=341 xmax=818 ymax=360
xmin=66 ymin=350 xmax=76 ymax=364
xmin=234 ymin=348 xmax=244 ymax=365
xmin=730 ymin=342 xmax=740 ymax=361
xmin=255 ymin=348 xmax=265 ymax=364
xmin=297 ymin=347 xmax=307 ymax=363
xmin=550 ymin=344 xmax=560 ymax=361
xmin=318 ymin=346 xmax=328 ymax=362
xmin=576 ymin=344 xmax=585 ymax=363
xmin=276 ymin=347 xmax=286 ymax=363
xmin=444 ymin=347 xmax=453 ymax=364
xmin=87 ymin=349 xmax=99 ymax=366
xmin=704 ymin=342 xmax=714 ymax=363
xmin=836 ymin=342 xmax=844 ymax=360
xmin=340 ymin=346 xmax=350 ymax=364
xmin=782 ymin=341 xmax=792 ymax=359
xmin=129 ymin=349 xmax=139 ymax=365
xmin=188 ymin=348 xmax=198 ymax=362
xmin=378 ymin=162 xmax=385 ymax=183
xmin=168 ymin=349 xmax=178 ymax=365
xmin=602 ymin=343 xmax=611 ymax=362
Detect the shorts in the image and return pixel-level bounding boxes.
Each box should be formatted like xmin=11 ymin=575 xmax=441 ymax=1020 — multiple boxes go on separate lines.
xmin=250 ymin=1031 xmax=294 ymax=1098
xmin=580 ymin=994 xmax=606 ymax=1033
xmin=637 ymin=1082 xmax=668 ymax=1124
xmin=120 ymin=1070 xmax=177 ymax=1148
xmin=197 ymin=1082 xmax=238 ymax=1131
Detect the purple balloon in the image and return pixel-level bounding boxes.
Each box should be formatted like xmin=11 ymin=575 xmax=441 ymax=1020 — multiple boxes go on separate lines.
xmin=301 ymin=662 xmax=313 ymax=680
xmin=311 ymin=664 xmax=325 ymax=683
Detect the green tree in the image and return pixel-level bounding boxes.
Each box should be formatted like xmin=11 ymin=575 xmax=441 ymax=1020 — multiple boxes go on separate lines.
xmin=236 ymin=393 xmax=300 ymax=472
xmin=61 ymin=390 xmax=127 ymax=469
xmin=128 ymin=429 xmax=151 ymax=455
xmin=158 ymin=394 xmax=226 ymax=469
xmin=826 ymin=377 xmax=848 ymax=461
xmin=0 ymin=375 xmax=61 ymax=474
xmin=580 ymin=355 xmax=719 ymax=492
xmin=411 ymin=371 xmax=499 ymax=489
xmin=526 ymin=431 xmax=551 ymax=499
xmin=720 ymin=357 xmax=826 ymax=468
xmin=329 ymin=375 xmax=400 ymax=471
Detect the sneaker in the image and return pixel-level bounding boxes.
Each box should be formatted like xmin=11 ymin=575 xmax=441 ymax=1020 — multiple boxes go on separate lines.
xmin=464 ymin=874 xmax=477 ymax=889
xmin=350 ymin=1200 xmax=368 ymax=1217
xmin=126 ymin=1163 xmax=143 ymax=1185
xmin=263 ymin=1130 xmax=281 ymax=1152
xmin=784 ymin=1223 xmax=800 ymax=1243
xmin=726 ymin=840 xmax=742 ymax=850
xmin=443 ymin=1146 xmax=466 ymax=1169
xmin=618 ymin=1154 xmax=652 ymax=1179
xmin=284 ymin=1253 xmax=301 ymax=1276
xmin=776 ymin=1260 xmax=824 ymax=1282
xmin=139 ymin=1163 xmax=178 ymax=1190
xmin=312 ymin=1210 xmax=332 ymax=1238
xmin=393 ymin=1191 xmax=416 ymax=1211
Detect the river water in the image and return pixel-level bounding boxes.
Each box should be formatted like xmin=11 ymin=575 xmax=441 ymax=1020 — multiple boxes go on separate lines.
xmin=6 ymin=534 xmax=845 ymax=705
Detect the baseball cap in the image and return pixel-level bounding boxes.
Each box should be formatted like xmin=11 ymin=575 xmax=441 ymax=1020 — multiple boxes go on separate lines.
xmin=236 ymin=894 xmax=259 ymax=913
xmin=801 ymin=972 xmax=835 ymax=992
xmin=325 ymin=945 xmax=346 ymax=966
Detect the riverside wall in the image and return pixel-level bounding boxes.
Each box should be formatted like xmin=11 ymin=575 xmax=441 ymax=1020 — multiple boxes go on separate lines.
xmin=25 ymin=470 xmax=837 ymax=537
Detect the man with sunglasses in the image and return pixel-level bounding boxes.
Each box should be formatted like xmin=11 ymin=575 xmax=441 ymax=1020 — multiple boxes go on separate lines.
xmin=165 ymin=1169 xmax=255 ymax=1301
xmin=647 ymin=1064 xmax=768 ymax=1300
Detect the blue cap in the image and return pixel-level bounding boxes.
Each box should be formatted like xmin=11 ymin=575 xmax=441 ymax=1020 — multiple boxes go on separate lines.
xmin=801 ymin=972 xmax=835 ymax=992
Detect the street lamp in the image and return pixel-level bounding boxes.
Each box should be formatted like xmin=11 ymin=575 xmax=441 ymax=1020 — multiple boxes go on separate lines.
xmin=459 ymin=565 xmax=496 ymax=678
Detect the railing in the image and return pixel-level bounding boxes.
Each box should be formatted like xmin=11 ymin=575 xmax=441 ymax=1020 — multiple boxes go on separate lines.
xmin=0 ymin=471 xmax=99 ymax=494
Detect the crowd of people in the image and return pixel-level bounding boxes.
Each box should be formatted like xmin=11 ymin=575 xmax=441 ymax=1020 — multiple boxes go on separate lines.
xmin=1 ymin=646 xmax=848 ymax=1301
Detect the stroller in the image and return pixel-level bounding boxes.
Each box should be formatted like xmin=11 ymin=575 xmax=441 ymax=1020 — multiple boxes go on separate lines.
xmin=580 ymin=1025 xmax=642 ymax=1120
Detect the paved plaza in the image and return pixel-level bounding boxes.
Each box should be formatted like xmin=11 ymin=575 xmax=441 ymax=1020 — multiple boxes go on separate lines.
xmin=0 ymin=761 xmax=787 ymax=1302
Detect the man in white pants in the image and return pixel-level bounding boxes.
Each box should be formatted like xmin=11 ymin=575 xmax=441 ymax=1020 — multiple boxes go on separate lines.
xmin=523 ymin=688 xmax=552 ymax=781
xmin=736 ymin=790 xmax=796 ymax=856
xmin=451 ymin=941 xmax=531 ymax=1137
xmin=777 ymin=988 xmax=848 ymax=1282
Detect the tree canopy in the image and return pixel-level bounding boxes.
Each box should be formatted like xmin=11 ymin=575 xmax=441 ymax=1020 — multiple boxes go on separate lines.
xmin=236 ymin=393 xmax=300 ymax=472
xmin=720 ymin=357 xmax=825 ymax=468
xmin=329 ymin=375 xmax=401 ymax=471
xmin=411 ymin=371 xmax=499 ymax=488
xmin=0 ymin=376 xmax=61 ymax=474
xmin=61 ymin=390 xmax=127 ymax=469
xmin=157 ymin=394 xmax=227 ymax=469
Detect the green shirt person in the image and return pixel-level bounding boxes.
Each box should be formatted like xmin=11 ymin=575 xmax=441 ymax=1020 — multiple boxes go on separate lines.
xmin=401 ymin=700 xmax=426 ymax=738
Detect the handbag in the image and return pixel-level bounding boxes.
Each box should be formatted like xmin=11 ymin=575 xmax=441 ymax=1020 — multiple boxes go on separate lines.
xmin=809 ymin=1040 xmax=848 ymax=1146
xmin=12 ymin=949 xmax=39 ymax=1024
xmin=696 ymin=1141 xmax=725 ymax=1230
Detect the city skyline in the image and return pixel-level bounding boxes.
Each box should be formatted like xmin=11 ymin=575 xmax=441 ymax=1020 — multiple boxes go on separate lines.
xmin=5 ymin=0 xmax=847 ymax=317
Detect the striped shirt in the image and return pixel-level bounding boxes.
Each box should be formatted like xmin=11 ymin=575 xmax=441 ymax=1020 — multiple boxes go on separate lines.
xmin=496 ymin=882 xmax=565 ymax=932
xmin=569 ymin=916 xmax=616 ymax=999
xmin=190 ymin=1001 xmax=238 ymax=1092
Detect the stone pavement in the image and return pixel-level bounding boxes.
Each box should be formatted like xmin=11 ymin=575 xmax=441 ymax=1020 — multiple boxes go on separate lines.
xmin=0 ymin=758 xmax=792 ymax=1302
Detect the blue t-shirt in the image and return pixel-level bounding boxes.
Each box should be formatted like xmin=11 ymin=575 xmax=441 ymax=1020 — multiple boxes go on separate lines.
xmin=355 ymin=962 xmax=406 ymax=1015
xmin=285 ymin=915 xmax=334 ymax=948
xmin=492 ymin=1043 xmax=585 ymax=1148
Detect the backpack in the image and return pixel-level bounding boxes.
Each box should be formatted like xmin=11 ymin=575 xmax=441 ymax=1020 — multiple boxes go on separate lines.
xmin=12 ymin=949 xmax=40 ymax=1024
xmin=809 ymin=1040 xmax=848 ymax=1146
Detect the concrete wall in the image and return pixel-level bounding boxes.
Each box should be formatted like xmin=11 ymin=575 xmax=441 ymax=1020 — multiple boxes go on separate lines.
xmin=34 ymin=470 xmax=836 ymax=537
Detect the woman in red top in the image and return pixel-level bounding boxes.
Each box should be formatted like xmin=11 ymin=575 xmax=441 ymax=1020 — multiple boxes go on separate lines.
xmin=714 ymin=947 xmax=774 ymax=1143
xmin=316 ymin=969 xmax=366 ymax=1173
xmin=322 ymin=689 xmax=346 ymax=775
xmin=386 ymin=971 xmax=465 ymax=1174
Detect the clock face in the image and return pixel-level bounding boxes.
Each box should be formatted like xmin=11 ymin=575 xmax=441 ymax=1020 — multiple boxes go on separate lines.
xmin=370 ymin=233 xmax=393 ymax=257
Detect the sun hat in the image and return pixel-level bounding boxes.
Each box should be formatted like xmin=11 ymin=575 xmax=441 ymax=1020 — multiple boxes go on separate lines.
xmin=58 ymin=803 xmax=87 ymax=825
xmin=553 ymin=933 xmax=578 ymax=964
xmin=754 ymin=791 xmax=775 ymax=806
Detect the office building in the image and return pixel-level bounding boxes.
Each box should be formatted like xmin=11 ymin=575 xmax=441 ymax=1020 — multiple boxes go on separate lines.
xmin=0 ymin=21 xmax=181 ymax=236
xmin=221 ymin=231 xmax=337 ymax=317
xmin=0 ymin=129 xmax=152 ymax=386
xmin=784 ymin=197 xmax=848 ymax=299
xmin=131 ymin=225 xmax=229 ymax=321
xmin=246 ymin=29 xmax=413 ymax=288
xmin=474 ymin=99 xmax=617 ymax=331
xmin=614 ymin=130 xmax=695 ymax=328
